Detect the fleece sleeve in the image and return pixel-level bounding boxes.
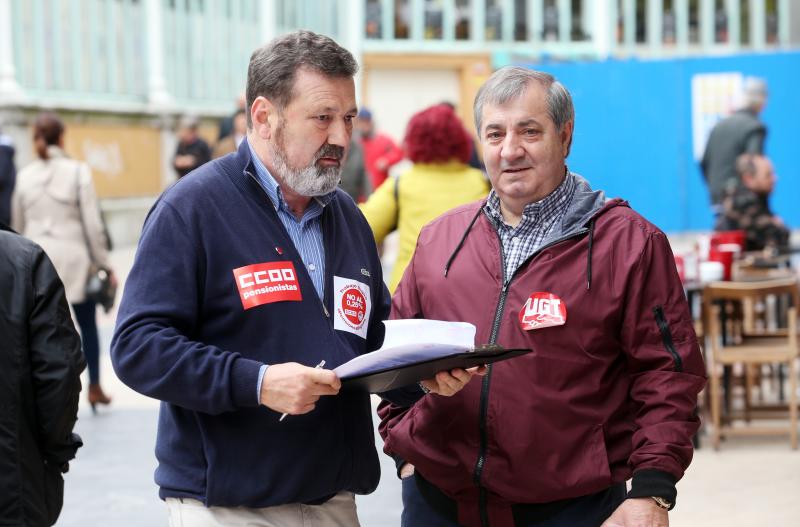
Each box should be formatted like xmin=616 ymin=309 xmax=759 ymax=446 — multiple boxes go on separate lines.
xmin=110 ymin=200 xmax=263 ymax=414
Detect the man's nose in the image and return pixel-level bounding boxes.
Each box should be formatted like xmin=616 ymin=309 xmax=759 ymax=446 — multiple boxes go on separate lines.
xmin=500 ymin=134 xmax=523 ymax=161
xmin=327 ymin=119 xmax=351 ymax=148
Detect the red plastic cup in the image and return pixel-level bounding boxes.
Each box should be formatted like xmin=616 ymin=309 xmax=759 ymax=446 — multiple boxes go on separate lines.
xmin=708 ymin=247 xmax=735 ymax=281
xmin=710 ymin=230 xmax=746 ymax=252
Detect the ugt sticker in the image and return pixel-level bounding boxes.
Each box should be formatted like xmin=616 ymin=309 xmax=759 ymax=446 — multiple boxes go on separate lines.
xmin=519 ymin=292 xmax=567 ymax=331
xmin=232 ymin=261 xmax=302 ymax=310
xmin=334 ymin=276 xmax=371 ymax=339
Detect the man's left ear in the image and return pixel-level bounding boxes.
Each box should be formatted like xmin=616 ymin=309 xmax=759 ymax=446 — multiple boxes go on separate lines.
xmin=561 ymin=120 xmax=574 ymax=158
xmin=251 ymin=96 xmax=276 ymax=140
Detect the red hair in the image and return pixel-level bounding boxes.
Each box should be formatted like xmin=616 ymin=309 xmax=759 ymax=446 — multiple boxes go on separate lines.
xmin=403 ymin=104 xmax=472 ymax=164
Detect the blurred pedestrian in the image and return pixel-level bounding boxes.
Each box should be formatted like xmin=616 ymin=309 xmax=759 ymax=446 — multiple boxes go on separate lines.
xmin=12 ymin=112 xmax=116 ymax=412
xmin=172 ymin=115 xmax=211 ymax=178
xmin=0 ymin=223 xmax=85 ymax=527
xmin=701 ymin=76 xmax=768 ymax=207
xmin=379 ymin=67 xmax=705 ymax=527
xmin=338 ymin=137 xmax=371 ymax=202
xmin=715 ymin=153 xmax=788 ymax=254
xmin=218 ymin=92 xmax=246 ymax=141
xmin=0 ymin=127 xmax=15 ymax=226
xmin=213 ymin=109 xmax=247 ymax=158
xmin=441 ymin=101 xmax=486 ymax=171
xmin=356 ymin=108 xmax=404 ymax=189
xmin=360 ymin=103 xmax=489 ymax=292
xmin=111 ymin=30 xmax=473 ymax=526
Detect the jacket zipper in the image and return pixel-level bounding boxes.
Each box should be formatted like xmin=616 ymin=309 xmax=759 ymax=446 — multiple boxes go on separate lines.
xmin=652 ymin=306 xmax=683 ymax=372
xmin=473 ymin=222 xmax=592 ymax=527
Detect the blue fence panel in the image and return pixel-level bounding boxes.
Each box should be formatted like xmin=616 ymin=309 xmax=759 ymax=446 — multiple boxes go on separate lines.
xmin=522 ymin=51 xmax=800 ymax=233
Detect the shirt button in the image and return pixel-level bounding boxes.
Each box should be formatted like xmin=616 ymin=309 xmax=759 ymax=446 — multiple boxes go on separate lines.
xmin=308 ymin=263 xmax=316 ymax=272
xmin=512 ymin=237 xmax=519 ymax=244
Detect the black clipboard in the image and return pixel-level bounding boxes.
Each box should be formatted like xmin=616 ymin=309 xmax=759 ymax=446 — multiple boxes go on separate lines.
xmin=339 ymin=345 xmax=532 ymax=393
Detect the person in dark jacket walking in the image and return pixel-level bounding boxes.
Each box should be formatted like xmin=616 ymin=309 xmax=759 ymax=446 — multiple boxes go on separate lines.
xmin=0 ymin=129 xmax=15 ymax=226
xmin=378 ymin=67 xmax=706 ymax=527
xmin=111 ymin=30 xmax=474 ymax=526
xmin=172 ymin=115 xmax=211 ymax=178
xmin=0 ymin=224 xmax=85 ymax=527
xmin=701 ymin=77 xmax=768 ymax=207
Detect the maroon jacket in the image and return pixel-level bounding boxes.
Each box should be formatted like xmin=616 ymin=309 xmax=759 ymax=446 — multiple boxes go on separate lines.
xmin=378 ymin=177 xmax=706 ymax=526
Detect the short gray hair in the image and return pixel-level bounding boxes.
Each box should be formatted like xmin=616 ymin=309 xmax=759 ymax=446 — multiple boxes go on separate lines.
xmin=742 ymin=76 xmax=768 ymax=111
xmin=246 ymin=30 xmax=358 ymax=127
xmin=473 ymin=66 xmax=574 ymax=151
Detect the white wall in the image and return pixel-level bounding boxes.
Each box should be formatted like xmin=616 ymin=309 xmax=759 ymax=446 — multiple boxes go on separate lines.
xmin=363 ymin=68 xmax=461 ymax=145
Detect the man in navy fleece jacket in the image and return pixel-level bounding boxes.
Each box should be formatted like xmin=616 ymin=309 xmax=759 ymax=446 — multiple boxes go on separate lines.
xmin=111 ymin=30 xmax=477 ymax=526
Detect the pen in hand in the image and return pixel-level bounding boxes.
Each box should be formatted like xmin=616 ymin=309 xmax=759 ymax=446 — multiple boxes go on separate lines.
xmin=279 ymin=360 xmax=326 ymax=422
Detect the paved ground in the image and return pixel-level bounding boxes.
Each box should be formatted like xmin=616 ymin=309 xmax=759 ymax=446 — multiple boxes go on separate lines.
xmin=56 ymin=245 xmax=800 ymax=526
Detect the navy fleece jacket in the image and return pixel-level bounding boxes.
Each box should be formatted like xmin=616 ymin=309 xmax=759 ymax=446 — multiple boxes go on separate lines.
xmin=111 ymin=140 xmax=391 ymax=507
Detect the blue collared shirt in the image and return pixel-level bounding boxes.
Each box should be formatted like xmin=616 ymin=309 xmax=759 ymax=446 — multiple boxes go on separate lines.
xmin=247 ymin=140 xmax=335 ymax=401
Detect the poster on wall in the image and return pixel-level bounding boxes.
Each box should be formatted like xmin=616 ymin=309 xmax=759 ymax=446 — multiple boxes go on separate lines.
xmin=691 ymin=72 xmax=744 ymax=161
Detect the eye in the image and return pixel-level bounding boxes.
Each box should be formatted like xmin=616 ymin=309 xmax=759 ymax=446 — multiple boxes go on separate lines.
xmin=316 ymin=115 xmax=331 ymax=122
xmin=344 ymin=115 xmax=355 ymax=124
xmin=523 ymin=128 xmax=539 ymax=136
xmin=486 ymin=131 xmax=502 ymax=140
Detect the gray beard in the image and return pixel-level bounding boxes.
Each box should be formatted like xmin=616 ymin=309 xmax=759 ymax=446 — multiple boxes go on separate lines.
xmin=268 ymin=140 xmax=341 ymax=197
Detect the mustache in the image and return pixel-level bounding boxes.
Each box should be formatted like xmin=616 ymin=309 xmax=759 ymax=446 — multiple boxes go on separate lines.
xmin=314 ymin=144 xmax=345 ymax=162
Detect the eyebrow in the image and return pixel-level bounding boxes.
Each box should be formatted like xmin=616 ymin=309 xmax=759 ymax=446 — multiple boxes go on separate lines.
xmin=484 ymin=118 xmax=543 ymax=131
xmin=312 ymin=106 xmax=358 ymax=115
xmin=515 ymin=118 xmax=542 ymax=128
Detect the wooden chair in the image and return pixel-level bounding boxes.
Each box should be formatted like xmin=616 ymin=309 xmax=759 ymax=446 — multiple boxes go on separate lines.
xmin=702 ymin=277 xmax=799 ymax=449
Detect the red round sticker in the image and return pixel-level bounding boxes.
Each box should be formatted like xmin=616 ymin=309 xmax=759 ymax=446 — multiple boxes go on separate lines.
xmin=341 ymin=287 xmax=367 ymax=326
xmin=519 ymin=292 xmax=567 ymax=331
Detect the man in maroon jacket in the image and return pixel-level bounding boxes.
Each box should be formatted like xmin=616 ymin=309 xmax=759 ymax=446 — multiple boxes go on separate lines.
xmin=378 ymin=67 xmax=706 ymax=527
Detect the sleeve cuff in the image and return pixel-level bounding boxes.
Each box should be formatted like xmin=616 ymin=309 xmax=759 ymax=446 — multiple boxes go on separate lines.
xmin=392 ymin=453 xmax=407 ymax=479
xmin=628 ymin=469 xmax=677 ymax=510
xmin=256 ymin=364 xmax=269 ymax=403
xmin=231 ymin=357 xmax=265 ymax=408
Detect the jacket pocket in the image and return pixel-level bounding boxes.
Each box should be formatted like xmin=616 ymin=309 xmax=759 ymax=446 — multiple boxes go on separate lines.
xmin=652 ymin=305 xmax=683 ymax=372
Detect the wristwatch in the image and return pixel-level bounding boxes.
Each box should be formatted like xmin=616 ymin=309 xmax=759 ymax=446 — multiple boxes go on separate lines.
xmin=651 ymin=496 xmax=672 ymax=510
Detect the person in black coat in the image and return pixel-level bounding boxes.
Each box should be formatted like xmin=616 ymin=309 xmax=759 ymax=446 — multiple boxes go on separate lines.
xmin=0 ymin=130 xmax=15 ymax=226
xmin=0 ymin=224 xmax=85 ymax=526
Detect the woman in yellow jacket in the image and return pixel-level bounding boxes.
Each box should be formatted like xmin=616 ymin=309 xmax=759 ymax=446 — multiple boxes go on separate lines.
xmin=360 ymin=104 xmax=489 ymax=292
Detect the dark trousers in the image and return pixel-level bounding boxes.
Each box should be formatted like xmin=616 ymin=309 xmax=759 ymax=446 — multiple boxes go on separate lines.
xmin=401 ymin=476 xmax=626 ymax=527
xmin=72 ymin=300 xmax=100 ymax=384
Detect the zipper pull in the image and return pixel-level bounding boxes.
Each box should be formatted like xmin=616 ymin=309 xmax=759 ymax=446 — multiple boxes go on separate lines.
xmin=322 ymin=303 xmax=330 ymax=318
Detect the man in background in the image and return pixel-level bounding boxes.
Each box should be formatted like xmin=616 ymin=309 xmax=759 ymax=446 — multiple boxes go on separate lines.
xmin=356 ymin=108 xmax=404 ymax=189
xmin=338 ymin=137 xmax=371 ymax=202
xmin=213 ymin=109 xmax=247 ymax=159
xmin=715 ymin=153 xmax=788 ymax=254
xmin=172 ymin=115 xmax=211 ymax=178
xmin=702 ymin=77 xmax=768 ymax=208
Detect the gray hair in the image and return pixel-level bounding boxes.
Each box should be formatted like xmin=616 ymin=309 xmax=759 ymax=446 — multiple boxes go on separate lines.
xmin=473 ymin=66 xmax=574 ymax=152
xmin=736 ymin=153 xmax=759 ymax=177
xmin=742 ymin=76 xmax=768 ymax=112
xmin=246 ymin=30 xmax=358 ymax=127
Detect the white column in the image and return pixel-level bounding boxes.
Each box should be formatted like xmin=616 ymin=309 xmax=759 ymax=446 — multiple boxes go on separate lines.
xmin=261 ymin=0 xmax=277 ymax=45
xmin=341 ymin=0 xmax=365 ymax=103
xmin=0 ymin=0 xmax=24 ymax=100
xmin=592 ymin=0 xmax=612 ymax=59
xmin=145 ymin=0 xmax=172 ymax=107
xmin=648 ymin=0 xmax=664 ymax=54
